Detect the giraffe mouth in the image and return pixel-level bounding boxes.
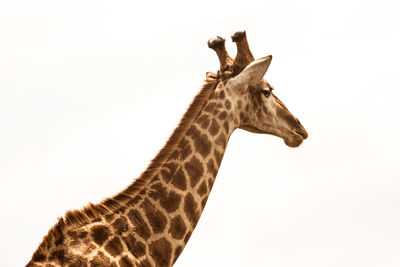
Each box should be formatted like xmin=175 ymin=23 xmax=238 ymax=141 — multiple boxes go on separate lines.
xmin=295 ymin=127 xmax=308 ymax=140
xmin=284 ymin=133 xmax=304 ymax=148
xmin=284 ymin=128 xmax=308 ymax=148
xmin=284 ymin=123 xmax=308 ymax=147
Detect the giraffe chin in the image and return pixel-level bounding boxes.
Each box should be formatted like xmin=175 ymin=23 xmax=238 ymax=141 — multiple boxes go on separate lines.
xmin=284 ymin=133 xmax=304 ymax=148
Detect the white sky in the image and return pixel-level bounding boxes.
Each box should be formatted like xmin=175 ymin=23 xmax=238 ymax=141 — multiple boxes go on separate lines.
xmin=1 ymin=0 xmax=400 ymax=266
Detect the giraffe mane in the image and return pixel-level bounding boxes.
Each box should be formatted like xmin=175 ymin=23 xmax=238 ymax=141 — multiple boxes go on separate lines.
xmin=30 ymin=78 xmax=219 ymax=261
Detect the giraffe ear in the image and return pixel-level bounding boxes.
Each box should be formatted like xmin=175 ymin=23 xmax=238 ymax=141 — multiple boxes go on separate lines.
xmin=229 ymin=55 xmax=272 ymax=93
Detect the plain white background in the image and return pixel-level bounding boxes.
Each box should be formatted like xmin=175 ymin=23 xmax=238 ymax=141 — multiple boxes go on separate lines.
xmin=1 ymin=0 xmax=399 ymax=266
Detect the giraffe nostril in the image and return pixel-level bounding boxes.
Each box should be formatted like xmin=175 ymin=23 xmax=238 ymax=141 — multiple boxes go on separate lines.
xmin=293 ymin=118 xmax=308 ymax=139
xmin=301 ymin=129 xmax=308 ymax=139
xmin=295 ymin=128 xmax=308 ymax=139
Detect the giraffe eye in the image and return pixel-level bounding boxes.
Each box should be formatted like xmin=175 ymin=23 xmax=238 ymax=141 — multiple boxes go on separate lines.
xmin=262 ymin=89 xmax=271 ymax=98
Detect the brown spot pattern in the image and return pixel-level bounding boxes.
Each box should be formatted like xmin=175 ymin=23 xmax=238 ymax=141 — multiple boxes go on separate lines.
xmin=112 ymin=216 xmax=128 ymax=235
xmin=69 ymin=255 xmax=90 ymax=267
xmin=105 ymin=237 xmax=123 ymax=257
xmin=209 ymin=119 xmax=220 ymax=136
xmin=90 ymin=251 xmax=112 ymax=267
xmin=184 ymin=231 xmax=192 ymax=244
xmin=184 ymin=156 xmax=204 ymax=188
xmin=160 ymin=170 xmax=170 ymax=183
xmin=32 ymin=253 xmax=46 ymax=262
xmin=163 ymin=162 xmax=178 ymax=180
xmin=262 ymin=105 xmax=268 ymax=113
xmin=204 ymin=102 xmax=216 ymax=113
xmin=122 ymin=235 xmax=146 ymax=257
xmin=208 ymin=178 xmax=214 ymax=190
xmin=121 ymin=234 xmax=134 ymax=251
xmin=180 ymin=143 xmax=192 ymax=161
xmin=178 ymin=138 xmax=192 ymax=161
xmin=214 ymin=149 xmax=223 ymax=165
xmin=218 ymin=111 xmax=227 ymax=120
xmin=141 ymin=199 xmax=167 ymax=233
xmin=184 ymin=193 xmax=199 ymax=226
xmin=216 ymin=132 xmax=227 ymax=148
xmin=237 ymin=100 xmax=243 ymax=109
xmin=150 ymin=182 xmax=182 ymax=212
xmin=49 ymin=249 xmax=65 ymax=263
xmin=167 ymin=162 xmax=178 ymax=172
xmin=187 ymin=125 xmax=200 ymax=138
xmin=224 ymin=99 xmax=232 ymax=110
xmin=173 ymin=246 xmax=183 ymax=264
xmin=256 ymin=109 xmax=262 ymax=120
xmin=55 ymin=236 xmax=64 ymax=246
xmin=119 ymin=256 xmax=135 ymax=267
xmin=170 ymin=150 xmax=180 ymax=160
xmin=197 ymin=181 xmax=208 ymax=196
xmin=139 ymin=259 xmax=151 ymax=267
xmin=171 ymin=167 xmax=187 ymax=191
xmin=196 ymin=133 xmax=212 ymax=158
xmin=134 ymin=241 xmax=147 ymax=258
xmin=127 ymin=209 xmax=151 ymax=240
xmin=149 ymin=238 xmax=172 ymax=267
xmin=68 ymin=230 xmax=88 ymax=240
xmin=91 ymin=225 xmax=111 ymax=245
xmin=201 ymin=197 xmax=208 ymax=209
xmin=188 ymin=125 xmax=212 ymax=158
xmin=105 ymin=213 xmax=115 ymax=223
xmin=160 ymin=190 xmax=182 ymax=213
xmin=169 ymin=215 xmax=187 ymax=240
xmin=196 ymin=114 xmax=210 ymax=129
xmin=223 ymin=121 xmax=229 ymax=134
xmin=206 ymin=159 xmax=217 ymax=176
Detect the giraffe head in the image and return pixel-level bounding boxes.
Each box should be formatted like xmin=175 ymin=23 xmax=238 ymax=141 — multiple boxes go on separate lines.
xmin=207 ymin=31 xmax=308 ymax=147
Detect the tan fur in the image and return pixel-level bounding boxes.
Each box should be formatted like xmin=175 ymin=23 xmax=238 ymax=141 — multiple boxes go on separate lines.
xmin=30 ymin=79 xmax=219 ymax=262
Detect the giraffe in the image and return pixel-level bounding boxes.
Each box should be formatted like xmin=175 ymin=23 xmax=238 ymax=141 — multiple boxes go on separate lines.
xmin=27 ymin=31 xmax=308 ymax=267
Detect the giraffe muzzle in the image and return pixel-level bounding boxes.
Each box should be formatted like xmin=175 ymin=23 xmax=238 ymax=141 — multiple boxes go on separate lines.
xmin=284 ymin=133 xmax=305 ymax=148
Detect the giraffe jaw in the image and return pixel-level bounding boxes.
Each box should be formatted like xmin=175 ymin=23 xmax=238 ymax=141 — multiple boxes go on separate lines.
xmin=240 ymin=124 xmax=307 ymax=148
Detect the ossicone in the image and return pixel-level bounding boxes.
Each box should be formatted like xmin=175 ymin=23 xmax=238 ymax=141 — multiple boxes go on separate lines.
xmin=207 ymin=31 xmax=266 ymax=79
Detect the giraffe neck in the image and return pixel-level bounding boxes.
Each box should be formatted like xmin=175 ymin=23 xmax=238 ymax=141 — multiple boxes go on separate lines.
xmin=27 ymin=81 xmax=239 ymax=267
xmin=125 ymin=86 xmax=237 ymax=266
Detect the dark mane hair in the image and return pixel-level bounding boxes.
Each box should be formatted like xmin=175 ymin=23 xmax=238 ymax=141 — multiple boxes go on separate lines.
xmin=29 ymin=78 xmax=219 ymax=262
